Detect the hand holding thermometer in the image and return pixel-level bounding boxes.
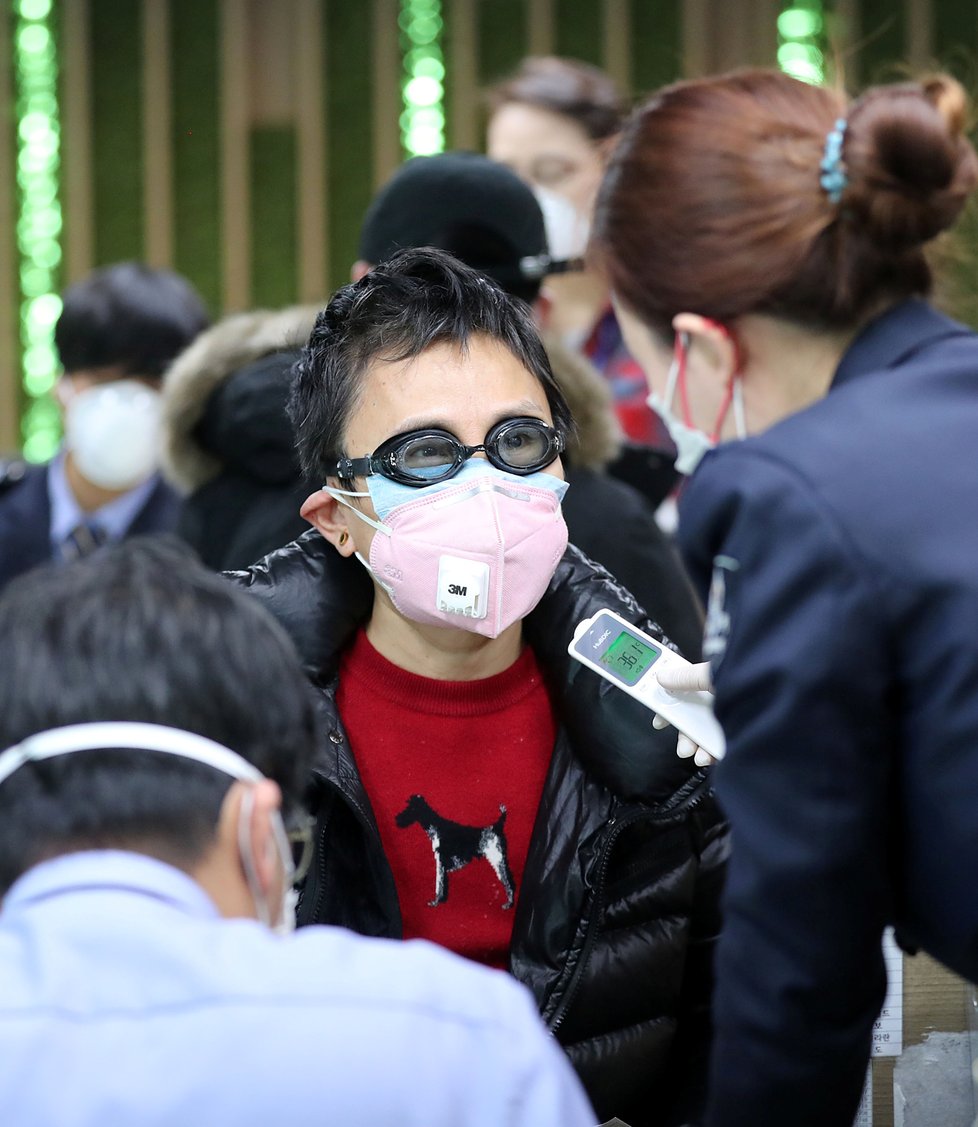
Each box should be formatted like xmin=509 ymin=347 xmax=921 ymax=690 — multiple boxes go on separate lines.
xmin=568 ymin=609 xmax=726 ymax=761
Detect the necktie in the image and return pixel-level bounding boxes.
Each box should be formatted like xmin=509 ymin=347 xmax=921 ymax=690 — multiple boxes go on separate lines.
xmin=62 ymin=523 xmax=109 ymax=561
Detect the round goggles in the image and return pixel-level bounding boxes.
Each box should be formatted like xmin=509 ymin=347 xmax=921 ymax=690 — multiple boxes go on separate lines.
xmin=333 ymin=416 xmax=564 ymax=487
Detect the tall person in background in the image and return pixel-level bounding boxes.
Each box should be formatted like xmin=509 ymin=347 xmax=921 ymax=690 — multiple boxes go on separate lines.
xmin=0 ymin=263 xmax=209 ymax=592
xmin=593 ymin=68 xmax=978 ymax=1126
xmin=487 ymin=55 xmax=671 ymax=459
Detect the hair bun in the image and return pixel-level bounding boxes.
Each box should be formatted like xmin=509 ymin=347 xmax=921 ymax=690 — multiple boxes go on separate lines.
xmin=846 ymin=75 xmax=978 ymax=250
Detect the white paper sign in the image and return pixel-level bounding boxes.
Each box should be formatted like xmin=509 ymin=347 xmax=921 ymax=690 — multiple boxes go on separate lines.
xmin=873 ymin=929 xmax=904 ymax=1057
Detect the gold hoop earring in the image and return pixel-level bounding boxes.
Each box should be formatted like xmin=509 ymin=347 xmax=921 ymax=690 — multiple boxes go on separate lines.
xmin=338 ymin=531 xmax=349 ymax=547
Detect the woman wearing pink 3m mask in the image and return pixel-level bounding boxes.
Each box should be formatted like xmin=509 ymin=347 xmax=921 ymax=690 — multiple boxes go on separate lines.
xmin=230 ymin=247 xmax=727 ymax=1127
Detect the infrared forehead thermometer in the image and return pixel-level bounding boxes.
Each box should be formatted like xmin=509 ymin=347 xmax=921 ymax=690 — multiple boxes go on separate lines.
xmin=569 ymin=609 xmax=726 ymax=760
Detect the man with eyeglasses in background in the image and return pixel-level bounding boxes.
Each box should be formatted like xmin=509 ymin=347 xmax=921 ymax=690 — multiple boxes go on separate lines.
xmin=230 ymin=247 xmax=728 ymax=1127
xmin=0 ymin=536 xmax=595 ymax=1127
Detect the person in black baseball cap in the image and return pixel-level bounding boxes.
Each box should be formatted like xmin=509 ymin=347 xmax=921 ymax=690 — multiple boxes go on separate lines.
xmin=355 ymin=151 xmax=568 ymax=305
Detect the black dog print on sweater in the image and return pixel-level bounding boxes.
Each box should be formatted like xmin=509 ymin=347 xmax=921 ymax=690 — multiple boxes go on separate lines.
xmin=395 ymin=795 xmax=515 ymax=909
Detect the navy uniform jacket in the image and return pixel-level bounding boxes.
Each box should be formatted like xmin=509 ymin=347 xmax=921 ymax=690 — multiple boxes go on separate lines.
xmin=678 ymin=300 xmax=978 ymax=1127
xmin=0 ymin=462 xmax=181 ymax=592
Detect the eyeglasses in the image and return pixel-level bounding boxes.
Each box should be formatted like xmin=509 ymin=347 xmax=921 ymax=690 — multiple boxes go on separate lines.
xmin=334 ymin=416 xmax=564 ymax=487
xmin=285 ymin=814 xmax=315 ymax=886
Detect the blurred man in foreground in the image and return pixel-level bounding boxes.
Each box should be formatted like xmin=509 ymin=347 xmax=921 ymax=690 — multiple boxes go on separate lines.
xmin=0 ymin=537 xmax=594 ymax=1127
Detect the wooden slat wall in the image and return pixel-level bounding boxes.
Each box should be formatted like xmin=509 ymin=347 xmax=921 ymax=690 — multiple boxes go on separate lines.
xmin=905 ymin=0 xmax=934 ymax=69
xmin=142 ymin=0 xmax=173 ymax=268
xmin=296 ymin=0 xmax=328 ymax=300
xmin=603 ymin=0 xmax=632 ymax=93
xmin=61 ymin=0 xmax=94 ymax=284
xmin=91 ymin=0 xmax=144 ymax=266
xmin=555 ymin=0 xmax=603 ymax=64
xmin=527 ymin=0 xmax=555 ymax=56
xmin=324 ymin=0 xmax=374 ymax=292
xmin=371 ymin=0 xmax=401 ymax=191
xmin=5 ymin=0 xmax=978 ymax=446
xmin=446 ymin=0 xmax=479 ymax=152
xmin=219 ymin=0 xmax=250 ymax=311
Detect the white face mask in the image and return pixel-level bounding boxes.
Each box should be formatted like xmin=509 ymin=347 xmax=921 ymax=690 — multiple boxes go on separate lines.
xmin=647 ymin=331 xmax=747 ymax=475
xmin=0 ymin=721 xmax=298 ymax=935
xmin=533 ymin=186 xmax=591 ymax=263
xmin=63 ymin=379 xmax=163 ymax=491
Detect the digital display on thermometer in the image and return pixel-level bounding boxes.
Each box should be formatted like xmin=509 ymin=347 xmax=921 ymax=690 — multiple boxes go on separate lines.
xmin=569 ymin=608 xmax=727 ymax=761
xmin=599 ymin=630 xmax=662 ymax=686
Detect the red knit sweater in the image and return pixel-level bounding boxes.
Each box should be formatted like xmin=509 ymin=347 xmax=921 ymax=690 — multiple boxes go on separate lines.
xmin=336 ymin=630 xmax=556 ymax=968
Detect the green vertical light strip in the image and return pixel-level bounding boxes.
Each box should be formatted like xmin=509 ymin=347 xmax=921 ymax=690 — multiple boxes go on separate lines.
xmin=399 ymin=0 xmax=445 ymax=157
xmin=14 ymin=0 xmax=63 ymax=461
xmin=777 ymin=2 xmax=826 ymax=85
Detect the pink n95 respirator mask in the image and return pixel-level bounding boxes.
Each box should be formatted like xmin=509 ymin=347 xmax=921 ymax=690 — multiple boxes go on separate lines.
xmin=325 ymin=461 xmax=569 ymax=638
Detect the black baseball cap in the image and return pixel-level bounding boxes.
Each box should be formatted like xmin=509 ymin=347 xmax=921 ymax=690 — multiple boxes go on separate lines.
xmin=358 ymin=151 xmax=567 ymax=303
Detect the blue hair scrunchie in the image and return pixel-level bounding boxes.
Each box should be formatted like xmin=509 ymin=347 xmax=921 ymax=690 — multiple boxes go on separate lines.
xmin=820 ymin=117 xmax=848 ymax=204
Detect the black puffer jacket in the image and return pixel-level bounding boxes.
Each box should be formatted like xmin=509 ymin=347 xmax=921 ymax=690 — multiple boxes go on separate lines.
xmin=230 ymin=533 xmax=728 ymax=1127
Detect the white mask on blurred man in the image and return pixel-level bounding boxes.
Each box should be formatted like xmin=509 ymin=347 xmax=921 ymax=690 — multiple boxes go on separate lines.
xmin=62 ymin=378 xmax=163 ymax=491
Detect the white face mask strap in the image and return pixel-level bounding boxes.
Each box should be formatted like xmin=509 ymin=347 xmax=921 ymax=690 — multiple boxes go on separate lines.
xmin=237 ymin=785 xmax=272 ymax=927
xmin=0 ymin=721 xmax=263 ymax=789
xmin=321 ymin=485 xmax=391 ymax=536
xmin=236 ymin=783 xmax=295 ymax=933
xmin=0 ymin=721 xmax=297 ymax=934
xmin=663 ymin=333 xmax=687 ymax=407
xmin=323 ymin=482 xmax=369 ymax=498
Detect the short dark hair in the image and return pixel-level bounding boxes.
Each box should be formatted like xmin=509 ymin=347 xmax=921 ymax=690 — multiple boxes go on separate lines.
xmin=55 ymin=262 xmax=210 ymax=379
xmin=0 ymin=537 xmax=319 ymax=893
xmin=289 ymin=246 xmax=573 ymax=483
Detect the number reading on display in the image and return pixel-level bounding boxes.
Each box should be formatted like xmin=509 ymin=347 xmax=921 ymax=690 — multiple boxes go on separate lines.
xmin=600 ymin=631 xmax=661 ymax=686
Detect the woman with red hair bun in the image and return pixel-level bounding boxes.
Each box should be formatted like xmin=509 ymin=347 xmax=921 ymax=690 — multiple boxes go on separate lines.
xmin=593 ymin=68 xmax=978 ymax=1127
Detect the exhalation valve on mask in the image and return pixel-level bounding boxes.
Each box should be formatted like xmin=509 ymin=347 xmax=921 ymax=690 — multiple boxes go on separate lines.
xmin=436 ymin=556 xmax=490 ymax=620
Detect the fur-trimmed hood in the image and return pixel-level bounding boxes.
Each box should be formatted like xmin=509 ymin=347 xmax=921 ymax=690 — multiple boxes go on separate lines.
xmin=161 ymin=306 xmax=320 ymax=493
xmin=161 ymin=306 xmax=622 ymax=493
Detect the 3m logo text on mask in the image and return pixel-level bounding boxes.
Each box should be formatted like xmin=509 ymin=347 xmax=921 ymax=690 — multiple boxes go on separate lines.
xmin=437 ymin=557 xmax=489 ymax=620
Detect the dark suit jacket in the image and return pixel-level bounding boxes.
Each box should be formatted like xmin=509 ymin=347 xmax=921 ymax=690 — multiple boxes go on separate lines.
xmin=0 ymin=462 xmax=181 ymax=592
xmin=679 ymin=300 xmax=978 ymax=1127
